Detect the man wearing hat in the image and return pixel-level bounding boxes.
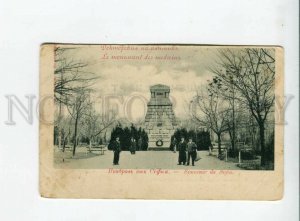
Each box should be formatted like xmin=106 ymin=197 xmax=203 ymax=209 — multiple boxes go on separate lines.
xmin=186 ymin=137 xmax=197 ymax=166
xmin=177 ymin=137 xmax=187 ymax=165
xmin=112 ymin=137 xmax=121 ymax=165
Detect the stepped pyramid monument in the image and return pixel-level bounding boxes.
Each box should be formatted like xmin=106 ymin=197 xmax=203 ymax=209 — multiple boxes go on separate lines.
xmin=144 ymin=84 xmax=178 ymax=150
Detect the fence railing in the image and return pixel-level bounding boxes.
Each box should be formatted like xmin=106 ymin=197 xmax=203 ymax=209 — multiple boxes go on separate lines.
xmin=209 ymin=142 xmax=258 ymax=164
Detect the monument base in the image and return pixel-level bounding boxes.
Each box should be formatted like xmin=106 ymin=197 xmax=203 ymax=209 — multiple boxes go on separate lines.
xmin=147 ymin=140 xmax=171 ymax=151
xmin=148 ymin=147 xmax=170 ymax=151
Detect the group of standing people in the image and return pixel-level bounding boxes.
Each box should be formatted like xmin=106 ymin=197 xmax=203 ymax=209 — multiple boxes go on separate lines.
xmin=111 ymin=137 xmax=137 ymax=165
xmin=176 ymin=137 xmax=198 ymax=166
xmin=111 ymin=136 xmax=198 ymax=166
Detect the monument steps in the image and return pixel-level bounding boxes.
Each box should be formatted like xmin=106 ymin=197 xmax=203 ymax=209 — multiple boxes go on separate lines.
xmin=147 ymin=147 xmax=171 ymax=151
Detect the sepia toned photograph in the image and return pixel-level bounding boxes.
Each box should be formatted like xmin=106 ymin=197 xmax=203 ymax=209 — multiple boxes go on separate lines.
xmin=40 ymin=44 xmax=283 ymax=199
xmin=52 ymin=45 xmax=277 ymax=170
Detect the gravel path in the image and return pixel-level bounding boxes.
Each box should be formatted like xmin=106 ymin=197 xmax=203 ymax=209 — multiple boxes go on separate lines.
xmin=54 ymin=147 xmax=241 ymax=170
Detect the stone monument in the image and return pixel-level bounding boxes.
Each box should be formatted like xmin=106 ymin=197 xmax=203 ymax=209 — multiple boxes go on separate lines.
xmin=144 ymin=84 xmax=177 ymax=150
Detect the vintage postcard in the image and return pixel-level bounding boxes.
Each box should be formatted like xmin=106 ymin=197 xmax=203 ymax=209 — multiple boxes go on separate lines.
xmin=40 ymin=44 xmax=284 ymax=199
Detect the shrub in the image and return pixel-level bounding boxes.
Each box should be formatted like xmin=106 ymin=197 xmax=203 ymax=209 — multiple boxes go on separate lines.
xmin=171 ymin=128 xmax=211 ymax=150
xmin=109 ymin=124 xmax=148 ymax=151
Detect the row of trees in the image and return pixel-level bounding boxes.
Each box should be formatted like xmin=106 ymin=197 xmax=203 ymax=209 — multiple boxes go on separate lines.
xmin=108 ymin=124 xmax=149 ymax=151
xmin=191 ymin=48 xmax=275 ymax=167
xmin=54 ymin=47 xmax=115 ymax=156
xmin=170 ymin=128 xmax=211 ymax=150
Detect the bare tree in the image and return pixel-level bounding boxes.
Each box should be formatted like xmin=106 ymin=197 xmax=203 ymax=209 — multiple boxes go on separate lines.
xmin=54 ymin=47 xmax=97 ymax=104
xmin=208 ymin=76 xmax=248 ymax=155
xmin=211 ymin=48 xmax=275 ymax=166
xmin=82 ymin=106 xmax=116 ymax=151
xmin=191 ymin=85 xmax=230 ymax=154
xmin=66 ymin=90 xmax=92 ymax=156
xmin=54 ymin=46 xmax=97 ymax=149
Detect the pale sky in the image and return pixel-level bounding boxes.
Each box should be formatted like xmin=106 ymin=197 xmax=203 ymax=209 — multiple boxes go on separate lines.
xmin=59 ymin=45 xmax=220 ymax=122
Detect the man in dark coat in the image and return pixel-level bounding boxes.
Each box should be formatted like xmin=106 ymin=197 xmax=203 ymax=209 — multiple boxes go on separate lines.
xmin=129 ymin=137 xmax=136 ymax=154
xmin=177 ymin=137 xmax=187 ymax=165
xmin=112 ymin=137 xmax=121 ymax=165
xmin=186 ymin=138 xmax=197 ymax=166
